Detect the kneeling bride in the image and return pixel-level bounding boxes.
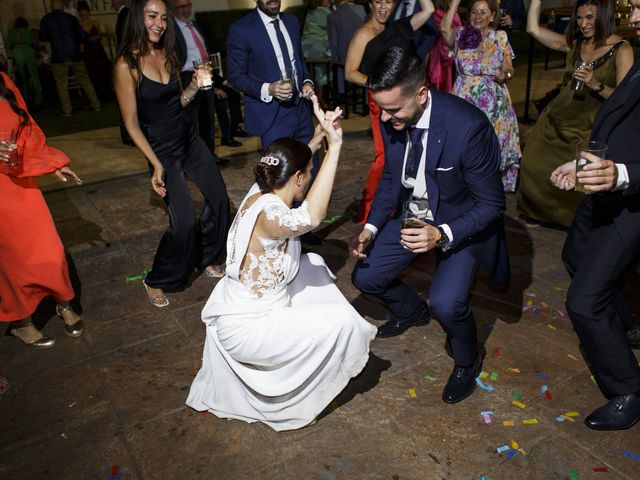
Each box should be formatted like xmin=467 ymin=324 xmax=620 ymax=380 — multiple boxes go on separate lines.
xmin=187 ymin=97 xmax=377 ymax=431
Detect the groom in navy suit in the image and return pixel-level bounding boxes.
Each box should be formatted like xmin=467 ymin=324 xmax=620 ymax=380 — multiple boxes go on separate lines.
xmin=351 ymin=48 xmax=509 ymax=404
xmin=227 ymin=0 xmax=315 ymax=152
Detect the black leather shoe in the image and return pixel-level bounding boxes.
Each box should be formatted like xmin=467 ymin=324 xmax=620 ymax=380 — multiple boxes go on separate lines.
xmin=221 ymin=137 xmax=242 ymax=147
xmin=626 ymin=325 xmax=640 ymax=349
xmin=213 ymin=155 xmax=229 ymax=166
xmin=584 ymin=394 xmax=640 ymax=430
xmin=442 ymin=354 xmax=482 ymax=404
xmin=232 ymin=128 xmax=251 ymax=138
xmin=376 ymin=303 xmax=431 ymax=338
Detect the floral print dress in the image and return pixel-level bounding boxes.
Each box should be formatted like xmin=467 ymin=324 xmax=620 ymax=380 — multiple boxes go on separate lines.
xmin=453 ymin=27 xmax=521 ymax=192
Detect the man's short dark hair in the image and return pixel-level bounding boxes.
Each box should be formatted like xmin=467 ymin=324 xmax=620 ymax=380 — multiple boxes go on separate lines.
xmin=367 ymin=47 xmax=426 ymax=95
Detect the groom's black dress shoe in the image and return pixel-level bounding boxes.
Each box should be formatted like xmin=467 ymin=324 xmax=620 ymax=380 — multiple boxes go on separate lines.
xmin=584 ymin=394 xmax=640 ymax=430
xmin=376 ymin=303 xmax=431 ymax=338
xmin=442 ymin=354 xmax=482 ymax=404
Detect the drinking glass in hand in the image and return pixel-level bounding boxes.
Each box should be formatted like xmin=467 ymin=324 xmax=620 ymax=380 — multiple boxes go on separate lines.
xmin=572 ymin=61 xmax=587 ymax=99
xmin=0 ymin=128 xmax=18 ymax=168
xmin=402 ymin=199 xmax=430 ymax=230
xmin=193 ymin=58 xmax=213 ymax=90
xmin=575 ymin=141 xmax=607 ymax=193
xmin=280 ymin=68 xmax=294 ymax=100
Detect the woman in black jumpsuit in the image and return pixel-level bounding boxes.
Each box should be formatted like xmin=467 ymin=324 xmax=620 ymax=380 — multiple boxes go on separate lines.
xmin=114 ymin=0 xmax=229 ymax=307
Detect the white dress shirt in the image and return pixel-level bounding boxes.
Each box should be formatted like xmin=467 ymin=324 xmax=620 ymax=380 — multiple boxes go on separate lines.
xmin=257 ymin=9 xmax=299 ymax=103
xmin=395 ymin=0 xmax=417 ymax=20
xmin=175 ymin=18 xmax=208 ymax=72
xmin=365 ymin=91 xmax=454 ymax=248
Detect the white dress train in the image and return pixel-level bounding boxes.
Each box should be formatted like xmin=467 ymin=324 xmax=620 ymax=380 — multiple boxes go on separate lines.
xmin=187 ymin=184 xmax=377 ymax=431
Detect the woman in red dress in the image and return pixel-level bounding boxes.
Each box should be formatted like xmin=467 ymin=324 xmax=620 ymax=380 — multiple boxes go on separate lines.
xmin=0 ymin=72 xmax=84 ymax=348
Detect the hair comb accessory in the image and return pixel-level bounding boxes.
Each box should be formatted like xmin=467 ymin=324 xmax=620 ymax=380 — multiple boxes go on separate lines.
xmin=260 ymin=155 xmax=280 ymax=166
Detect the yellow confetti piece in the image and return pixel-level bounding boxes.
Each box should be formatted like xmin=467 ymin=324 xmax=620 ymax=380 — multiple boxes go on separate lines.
xmin=479 ymin=372 xmax=489 ymax=379
xmin=567 ymin=354 xmax=578 ymax=361
xmin=511 ymin=439 xmax=519 ymax=450
xmin=564 ymin=411 xmax=579 ymax=417
xmin=541 ymin=301 xmax=549 ymax=307
xmin=503 ymin=420 xmax=515 ymax=427
xmin=512 ymin=400 xmax=526 ymax=409
xmin=526 ymin=300 xmax=533 ymax=305
xmin=560 ymin=415 xmax=576 ymax=422
xmin=408 ymin=388 xmax=417 ymax=398
xmin=507 ymin=368 xmax=520 ymax=373
xmin=554 ymin=287 xmax=563 ymax=291
xmin=523 ymin=419 xmax=539 ymax=425
xmin=547 ymin=324 xmax=556 ymax=330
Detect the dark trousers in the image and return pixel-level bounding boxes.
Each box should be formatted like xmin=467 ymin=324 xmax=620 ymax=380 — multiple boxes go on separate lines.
xmin=144 ymin=121 xmax=230 ymax=291
xmin=181 ymin=71 xmax=216 ymax=154
xmin=562 ymin=196 xmax=640 ymax=396
xmin=260 ymin=101 xmax=318 ymax=177
xmin=215 ymin=85 xmax=243 ymax=137
xmin=352 ymin=216 xmax=480 ymax=366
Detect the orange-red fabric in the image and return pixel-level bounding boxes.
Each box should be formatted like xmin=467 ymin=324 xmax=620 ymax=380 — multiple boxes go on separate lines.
xmin=0 ymin=72 xmax=74 ymax=321
xmin=356 ymin=91 xmax=386 ymax=223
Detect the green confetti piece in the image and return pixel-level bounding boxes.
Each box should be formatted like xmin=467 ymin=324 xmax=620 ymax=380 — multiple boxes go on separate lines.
xmin=424 ymin=375 xmax=437 ymax=382
xmin=511 ymin=390 xmax=522 ymax=401
xmin=125 ymin=267 xmax=151 ymax=283
xmin=490 ymin=371 xmax=498 ymax=381
xmin=436 ymin=331 xmax=446 ymax=337
xmin=569 ymin=468 xmax=578 ymax=480
xmin=320 ymin=211 xmax=356 ymax=225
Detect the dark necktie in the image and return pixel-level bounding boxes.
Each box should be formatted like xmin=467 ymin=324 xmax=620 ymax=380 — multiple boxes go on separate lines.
xmin=405 ymin=127 xmax=425 ymax=179
xmin=400 ymin=1 xmax=411 ymax=18
xmin=271 ymin=19 xmax=297 ymax=93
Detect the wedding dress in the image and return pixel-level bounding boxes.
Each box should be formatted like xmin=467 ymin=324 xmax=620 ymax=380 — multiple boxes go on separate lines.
xmin=187 ymin=184 xmax=377 ymax=431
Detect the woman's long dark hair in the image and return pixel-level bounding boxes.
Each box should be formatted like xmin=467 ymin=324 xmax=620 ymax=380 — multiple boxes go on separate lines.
xmin=566 ymin=0 xmax=616 ymax=48
xmin=117 ymin=0 xmax=181 ymax=86
xmin=0 ymin=74 xmax=30 ymax=129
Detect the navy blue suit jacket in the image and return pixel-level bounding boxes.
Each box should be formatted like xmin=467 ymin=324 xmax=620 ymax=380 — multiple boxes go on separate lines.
xmin=227 ymin=9 xmax=311 ymax=137
xmin=369 ymin=89 xmax=510 ymax=283
xmin=589 ymin=60 xmax=640 ymax=252
xmin=390 ymin=2 xmax=438 ymax=59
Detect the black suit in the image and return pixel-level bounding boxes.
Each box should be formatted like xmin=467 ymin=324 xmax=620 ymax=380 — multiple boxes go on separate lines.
xmin=174 ymin=19 xmax=217 ymax=154
xmin=562 ymin=60 xmax=640 ymax=397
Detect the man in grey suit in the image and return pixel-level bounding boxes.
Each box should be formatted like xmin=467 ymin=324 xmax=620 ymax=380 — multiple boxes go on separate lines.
xmin=327 ymin=0 xmax=366 ymax=94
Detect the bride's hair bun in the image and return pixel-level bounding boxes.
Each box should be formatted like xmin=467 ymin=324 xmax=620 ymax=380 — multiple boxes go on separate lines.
xmin=254 ymin=137 xmax=312 ymax=193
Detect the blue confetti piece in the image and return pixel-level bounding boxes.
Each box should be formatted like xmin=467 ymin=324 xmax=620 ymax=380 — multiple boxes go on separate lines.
xmin=475 ymin=378 xmax=494 ymax=392
xmin=540 ymin=384 xmax=549 ymax=394
xmin=556 ymin=416 xmax=566 ymax=422
xmin=536 ymin=373 xmax=550 ymax=381
xmin=506 ymin=449 xmax=518 ymax=460
xmin=623 ymin=451 xmax=640 ymax=461
xmin=496 ymin=445 xmax=510 ymax=454
xmin=480 ymin=411 xmax=495 ymax=416
xmin=108 ymin=475 xmax=124 ymax=480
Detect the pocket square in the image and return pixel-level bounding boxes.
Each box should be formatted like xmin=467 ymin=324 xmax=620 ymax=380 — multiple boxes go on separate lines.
xmin=436 ymin=166 xmax=454 ymax=172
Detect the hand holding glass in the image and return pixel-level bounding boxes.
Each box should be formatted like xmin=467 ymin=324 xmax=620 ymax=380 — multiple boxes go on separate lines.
xmin=193 ymin=59 xmax=213 ymax=90
xmin=575 ymin=141 xmax=607 ymax=193
xmin=280 ymin=68 xmax=294 ymax=100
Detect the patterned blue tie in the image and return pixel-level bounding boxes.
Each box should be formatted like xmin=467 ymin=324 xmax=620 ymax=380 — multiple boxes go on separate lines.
xmin=272 ymin=19 xmax=297 ymax=96
xmin=405 ymin=127 xmax=425 ymax=179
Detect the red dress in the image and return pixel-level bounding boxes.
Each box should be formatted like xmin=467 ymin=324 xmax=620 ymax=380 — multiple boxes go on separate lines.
xmin=0 ymin=72 xmax=74 ymax=321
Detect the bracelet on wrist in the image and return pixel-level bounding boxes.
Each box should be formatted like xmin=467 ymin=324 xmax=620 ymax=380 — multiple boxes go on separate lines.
xmin=182 ymin=94 xmax=193 ymax=103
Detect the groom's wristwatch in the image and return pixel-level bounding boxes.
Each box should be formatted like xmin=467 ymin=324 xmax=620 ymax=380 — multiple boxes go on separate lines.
xmin=436 ymin=226 xmax=450 ymax=250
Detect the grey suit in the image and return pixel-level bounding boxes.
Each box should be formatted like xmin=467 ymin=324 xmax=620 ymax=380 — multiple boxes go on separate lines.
xmin=327 ymin=3 xmax=366 ymax=94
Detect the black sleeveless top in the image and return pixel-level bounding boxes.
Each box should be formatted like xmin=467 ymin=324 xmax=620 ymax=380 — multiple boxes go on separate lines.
xmin=136 ymin=73 xmax=183 ymax=126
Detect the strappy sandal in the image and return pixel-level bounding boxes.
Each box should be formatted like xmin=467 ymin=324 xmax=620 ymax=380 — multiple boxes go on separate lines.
xmin=56 ymin=304 xmax=84 ymax=338
xmin=143 ymin=281 xmax=169 ymax=307
xmin=204 ymin=264 xmax=226 ymax=278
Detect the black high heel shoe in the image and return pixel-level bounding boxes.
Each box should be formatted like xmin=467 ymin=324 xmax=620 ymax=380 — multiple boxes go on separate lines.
xmin=56 ymin=304 xmax=84 ymax=338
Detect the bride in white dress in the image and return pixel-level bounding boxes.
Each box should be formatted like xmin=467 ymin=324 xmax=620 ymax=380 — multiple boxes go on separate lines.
xmin=187 ymin=97 xmax=377 ymax=431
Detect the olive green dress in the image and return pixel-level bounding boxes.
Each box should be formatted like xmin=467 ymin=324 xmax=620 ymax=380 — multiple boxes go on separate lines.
xmin=517 ymin=39 xmax=626 ymax=227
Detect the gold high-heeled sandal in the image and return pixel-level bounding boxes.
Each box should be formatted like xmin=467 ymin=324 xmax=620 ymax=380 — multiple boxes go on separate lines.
xmin=7 ymin=322 xmax=56 ymax=349
xmin=56 ymin=304 xmax=84 ymax=338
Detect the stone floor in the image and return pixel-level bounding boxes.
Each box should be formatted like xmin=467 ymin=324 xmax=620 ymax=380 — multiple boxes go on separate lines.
xmin=2 ymin=111 xmax=640 ymax=480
